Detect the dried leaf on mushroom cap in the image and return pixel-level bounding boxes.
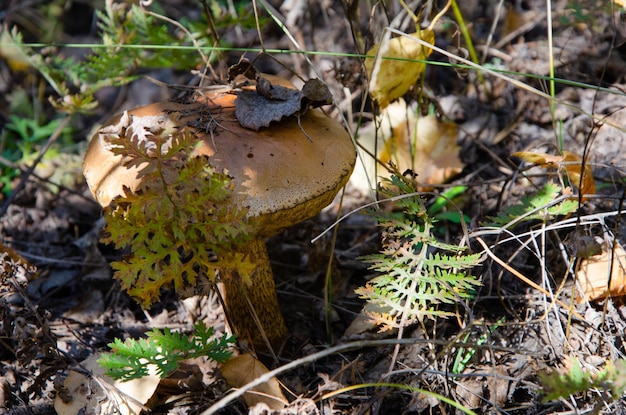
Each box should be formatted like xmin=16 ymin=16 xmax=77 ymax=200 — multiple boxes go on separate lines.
xmin=227 ymin=58 xmax=257 ymax=83
xmin=301 ymin=78 xmax=333 ymax=106
xmin=235 ymin=87 xmax=302 ymax=131
xmin=235 ymin=76 xmax=333 ymax=132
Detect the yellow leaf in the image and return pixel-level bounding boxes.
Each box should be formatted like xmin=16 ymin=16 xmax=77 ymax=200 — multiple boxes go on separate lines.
xmin=512 ymin=151 xmax=561 ymax=166
xmin=221 ymin=353 xmax=287 ymax=410
xmin=576 ymin=244 xmax=626 ymax=302
xmin=377 ymin=103 xmax=463 ymax=185
xmin=512 ymin=151 xmax=595 ymax=200
xmin=0 ymin=28 xmax=31 ymax=73
xmin=562 ymin=151 xmax=595 ymax=199
xmin=365 ymin=29 xmax=435 ymax=109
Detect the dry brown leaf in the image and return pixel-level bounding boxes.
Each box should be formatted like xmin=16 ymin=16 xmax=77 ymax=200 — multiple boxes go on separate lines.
xmin=380 ymin=109 xmax=463 ymax=185
xmin=562 ymin=151 xmax=596 ymax=198
xmin=342 ymin=302 xmax=387 ymax=338
xmin=235 ymin=77 xmax=332 ymax=131
xmin=576 ymin=244 xmax=626 ymax=302
xmin=54 ymin=353 xmax=160 ymax=415
xmin=221 ymin=353 xmax=287 ymax=410
xmin=512 ymin=150 xmax=595 ymax=199
xmin=365 ymin=29 xmax=434 ymax=109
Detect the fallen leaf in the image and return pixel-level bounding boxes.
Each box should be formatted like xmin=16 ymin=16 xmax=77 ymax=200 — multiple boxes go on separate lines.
xmin=350 ymin=100 xmax=464 ymax=194
xmin=221 ymin=353 xmax=287 ymax=410
xmin=365 ymin=29 xmax=435 ymax=109
xmin=228 ymin=58 xmax=257 ymax=82
xmin=576 ymin=243 xmax=626 ymax=302
xmin=512 ymin=150 xmax=595 ymax=199
xmin=301 ymin=78 xmax=333 ymax=105
xmin=562 ymin=151 xmax=596 ymax=198
xmin=63 ymin=289 xmax=104 ymax=323
xmin=564 ymin=234 xmax=603 ymax=258
xmin=342 ymin=302 xmax=387 ymax=338
xmin=54 ymin=353 xmax=160 ymax=415
xmin=256 ymin=76 xmax=300 ymax=101
xmin=379 ymin=104 xmax=463 ymax=185
xmin=236 ymin=87 xmax=302 ymax=130
xmin=512 ymin=151 xmax=561 ymax=166
xmin=235 ymin=77 xmax=332 ymax=131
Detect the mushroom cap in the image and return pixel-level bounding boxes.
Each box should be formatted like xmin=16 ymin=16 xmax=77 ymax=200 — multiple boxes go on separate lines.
xmin=83 ymin=89 xmax=356 ymax=237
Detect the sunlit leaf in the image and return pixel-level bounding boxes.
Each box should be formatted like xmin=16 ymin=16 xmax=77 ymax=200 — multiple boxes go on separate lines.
xmin=221 ymin=353 xmax=287 ymax=410
xmin=576 ymin=243 xmax=626 ymax=302
xmin=512 ymin=150 xmax=595 ymax=200
xmin=365 ymin=29 xmax=435 ymax=109
xmin=562 ymin=151 xmax=595 ymax=199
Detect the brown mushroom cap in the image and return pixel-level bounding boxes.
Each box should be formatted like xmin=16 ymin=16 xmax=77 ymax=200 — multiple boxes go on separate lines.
xmin=83 ymin=90 xmax=356 ymax=236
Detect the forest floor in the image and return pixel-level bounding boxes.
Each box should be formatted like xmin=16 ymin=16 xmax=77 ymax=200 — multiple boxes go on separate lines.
xmin=2 ymin=0 xmax=626 ymax=414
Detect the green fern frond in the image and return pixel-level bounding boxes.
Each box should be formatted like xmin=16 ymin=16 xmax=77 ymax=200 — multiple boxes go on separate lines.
xmin=357 ymin=175 xmax=481 ymax=331
xmin=98 ymin=323 xmax=235 ymax=381
xmin=422 ymin=252 xmax=482 ymax=270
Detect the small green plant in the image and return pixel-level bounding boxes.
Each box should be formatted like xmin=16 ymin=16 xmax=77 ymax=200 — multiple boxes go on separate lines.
xmin=427 ymin=185 xmax=470 ymax=236
xmin=98 ymin=323 xmax=235 ymax=381
xmin=540 ymin=357 xmax=626 ymax=406
xmin=95 ymin=119 xmax=251 ymax=381
xmin=487 ymin=182 xmax=578 ymax=228
xmin=10 ymin=1 xmax=214 ymax=113
xmin=356 ymin=175 xmax=482 ymax=331
xmin=451 ymin=317 xmax=504 ymax=374
xmin=2 ymin=0 xmax=218 ymax=191
xmin=1 ymin=100 xmax=74 ymax=194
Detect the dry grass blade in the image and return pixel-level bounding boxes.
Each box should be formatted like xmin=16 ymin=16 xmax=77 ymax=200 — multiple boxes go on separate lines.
xmin=475 ymin=237 xmax=583 ymax=320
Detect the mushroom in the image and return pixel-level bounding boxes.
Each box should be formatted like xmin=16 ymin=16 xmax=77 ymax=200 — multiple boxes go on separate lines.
xmin=83 ymin=83 xmax=356 ymax=350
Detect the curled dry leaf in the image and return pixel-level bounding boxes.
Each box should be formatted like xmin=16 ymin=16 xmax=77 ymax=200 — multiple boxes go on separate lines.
xmin=228 ymin=62 xmax=332 ymax=131
xmin=235 ymin=77 xmax=333 ymax=131
xmin=381 ymin=112 xmax=462 ymax=185
xmin=576 ymin=243 xmax=626 ymax=302
xmin=228 ymin=58 xmax=257 ymax=82
xmin=221 ymin=353 xmax=287 ymax=410
xmin=512 ymin=150 xmax=596 ymax=200
xmin=365 ymin=29 xmax=435 ymax=109
xmin=236 ymin=87 xmax=302 ymax=130
xmin=222 ymin=60 xmax=336 ymax=131
xmin=54 ymin=353 xmax=160 ymax=415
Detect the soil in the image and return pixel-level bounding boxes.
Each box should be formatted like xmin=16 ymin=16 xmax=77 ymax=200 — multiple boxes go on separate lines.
xmin=2 ymin=1 xmax=626 ymax=414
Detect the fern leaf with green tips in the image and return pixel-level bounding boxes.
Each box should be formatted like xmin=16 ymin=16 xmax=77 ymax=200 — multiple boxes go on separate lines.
xmin=356 ymin=175 xmax=481 ymax=331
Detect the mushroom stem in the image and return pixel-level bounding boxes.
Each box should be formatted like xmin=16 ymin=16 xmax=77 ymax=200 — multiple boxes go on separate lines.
xmin=220 ymin=238 xmax=287 ymax=351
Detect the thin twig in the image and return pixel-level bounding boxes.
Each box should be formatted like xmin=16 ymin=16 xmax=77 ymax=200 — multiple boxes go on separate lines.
xmin=201 ymin=336 xmax=532 ymax=414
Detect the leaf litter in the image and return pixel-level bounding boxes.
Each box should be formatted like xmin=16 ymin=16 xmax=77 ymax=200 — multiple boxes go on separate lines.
xmin=3 ymin=1 xmax=626 ymax=414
